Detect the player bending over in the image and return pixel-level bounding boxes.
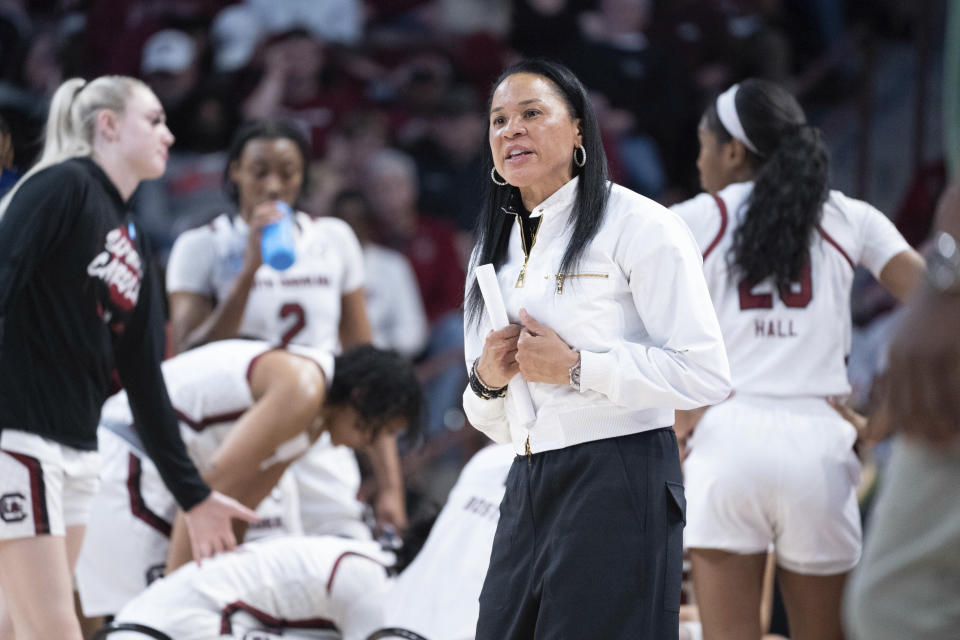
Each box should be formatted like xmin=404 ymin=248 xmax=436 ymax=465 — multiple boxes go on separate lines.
xmin=76 ymin=340 xmax=420 ymax=619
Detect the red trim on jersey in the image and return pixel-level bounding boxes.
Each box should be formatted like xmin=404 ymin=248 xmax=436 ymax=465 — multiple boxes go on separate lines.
xmin=702 ymin=194 xmax=729 ymax=261
xmin=245 ymin=351 xmax=269 ymax=385
xmin=326 ymin=551 xmax=388 ymax=595
xmin=126 ymin=453 xmax=172 ymax=537
xmin=5 ymin=450 xmax=49 ymax=535
xmin=219 ymin=601 xmax=337 ymax=635
xmin=174 ymin=408 xmax=246 ymax=432
xmin=816 ymin=225 xmax=855 ymax=271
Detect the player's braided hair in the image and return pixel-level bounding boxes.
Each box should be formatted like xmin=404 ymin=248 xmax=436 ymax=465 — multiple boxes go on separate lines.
xmin=704 ymin=78 xmax=830 ymax=290
xmin=329 ymin=345 xmax=423 ymax=443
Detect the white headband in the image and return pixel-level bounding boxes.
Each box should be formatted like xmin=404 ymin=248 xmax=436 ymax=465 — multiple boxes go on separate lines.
xmin=716 ymin=84 xmax=759 ymax=154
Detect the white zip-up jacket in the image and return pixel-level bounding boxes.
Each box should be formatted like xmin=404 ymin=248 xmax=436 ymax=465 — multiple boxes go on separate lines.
xmin=463 ymin=177 xmax=732 ymax=455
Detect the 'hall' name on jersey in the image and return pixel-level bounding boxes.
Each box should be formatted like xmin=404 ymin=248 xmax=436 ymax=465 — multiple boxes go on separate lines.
xmin=755 ymin=318 xmax=797 ymax=338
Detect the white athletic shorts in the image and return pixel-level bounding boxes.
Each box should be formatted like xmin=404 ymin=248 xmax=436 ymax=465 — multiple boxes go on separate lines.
xmin=683 ymin=395 xmax=862 ymax=575
xmin=0 ymin=429 xmax=100 ymax=540
xmin=76 ymin=429 xmax=302 ymax=616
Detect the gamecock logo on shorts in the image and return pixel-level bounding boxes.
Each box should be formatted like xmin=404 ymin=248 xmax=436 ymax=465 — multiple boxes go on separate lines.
xmin=0 ymin=492 xmax=27 ymax=523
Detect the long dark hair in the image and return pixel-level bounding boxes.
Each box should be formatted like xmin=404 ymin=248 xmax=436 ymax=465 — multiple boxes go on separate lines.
xmin=464 ymin=59 xmax=610 ymax=327
xmin=703 ymin=79 xmax=829 ymax=289
xmin=222 ymin=118 xmax=312 ymax=206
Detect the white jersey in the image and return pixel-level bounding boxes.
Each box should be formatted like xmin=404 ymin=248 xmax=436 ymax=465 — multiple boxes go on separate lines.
xmin=112 ymin=536 xmax=393 ymax=640
xmin=166 ymin=211 xmax=365 ymax=351
xmin=671 ymin=181 xmax=910 ymax=396
xmin=98 ymin=339 xmax=333 ymax=470
xmin=383 ymin=444 xmax=514 ymax=638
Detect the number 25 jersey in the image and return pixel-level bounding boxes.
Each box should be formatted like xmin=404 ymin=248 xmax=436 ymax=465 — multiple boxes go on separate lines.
xmin=671 ymin=181 xmax=910 ymax=397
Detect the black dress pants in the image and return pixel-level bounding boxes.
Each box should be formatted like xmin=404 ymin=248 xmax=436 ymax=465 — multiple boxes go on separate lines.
xmin=476 ymin=428 xmax=685 ymax=640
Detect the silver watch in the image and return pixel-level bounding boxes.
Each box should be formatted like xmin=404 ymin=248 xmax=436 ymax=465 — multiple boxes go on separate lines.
xmin=568 ymin=350 xmax=582 ymax=391
xmin=928 ymin=231 xmax=960 ymax=293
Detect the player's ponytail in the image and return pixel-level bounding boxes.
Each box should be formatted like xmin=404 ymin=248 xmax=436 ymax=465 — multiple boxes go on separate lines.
xmin=1 ymin=75 xmax=147 ymax=216
xmin=39 ymin=77 xmax=90 ymax=166
xmin=706 ymin=79 xmax=830 ymax=290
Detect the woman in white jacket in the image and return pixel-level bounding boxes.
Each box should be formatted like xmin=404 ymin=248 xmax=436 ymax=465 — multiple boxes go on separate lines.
xmin=462 ymin=58 xmax=731 ymax=640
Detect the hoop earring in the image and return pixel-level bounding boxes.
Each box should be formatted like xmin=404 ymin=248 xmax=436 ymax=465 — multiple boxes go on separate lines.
xmin=490 ymin=167 xmax=508 ymax=186
xmin=573 ymin=144 xmax=586 ymax=168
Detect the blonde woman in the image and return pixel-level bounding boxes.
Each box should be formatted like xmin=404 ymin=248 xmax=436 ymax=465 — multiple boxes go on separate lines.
xmin=0 ymin=76 xmax=256 ymax=640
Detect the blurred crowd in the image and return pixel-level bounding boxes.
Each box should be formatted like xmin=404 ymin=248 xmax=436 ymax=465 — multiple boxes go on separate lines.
xmin=0 ymin=0 xmax=933 ymax=479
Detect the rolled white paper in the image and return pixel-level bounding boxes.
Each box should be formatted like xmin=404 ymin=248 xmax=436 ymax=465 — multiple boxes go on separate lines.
xmin=475 ymin=263 xmax=537 ymax=426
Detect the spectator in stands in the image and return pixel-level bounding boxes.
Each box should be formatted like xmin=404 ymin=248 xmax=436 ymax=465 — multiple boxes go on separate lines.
xmin=571 ymin=0 xmax=695 ymax=196
xmin=243 ymin=28 xmax=362 ymax=157
xmin=366 ymin=148 xmax=465 ymax=324
xmin=332 ymin=188 xmax=429 ymax=359
xmin=508 ymin=0 xmax=584 ymax=62
xmin=366 ymin=148 xmax=467 ymax=437
xmin=408 ymin=85 xmax=486 ymax=239
xmin=209 ymin=4 xmax=267 ymax=77
xmin=244 ymin=0 xmax=363 ymax=46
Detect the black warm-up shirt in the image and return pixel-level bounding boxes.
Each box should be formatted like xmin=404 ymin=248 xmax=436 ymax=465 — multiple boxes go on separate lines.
xmin=0 ymin=157 xmax=208 ymax=510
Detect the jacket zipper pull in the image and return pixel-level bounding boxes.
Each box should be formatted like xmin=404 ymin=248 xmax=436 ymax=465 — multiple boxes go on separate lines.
xmin=516 ymin=263 xmax=527 ymax=288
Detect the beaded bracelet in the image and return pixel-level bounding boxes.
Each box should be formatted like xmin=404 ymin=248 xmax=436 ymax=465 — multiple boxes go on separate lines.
xmin=469 ymin=358 xmax=508 ymax=400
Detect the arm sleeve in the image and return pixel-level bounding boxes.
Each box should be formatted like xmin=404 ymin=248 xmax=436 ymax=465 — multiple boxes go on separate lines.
xmin=0 ymin=166 xmax=77 ymax=346
xmin=461 ymin=267 xmax=511 ymax=444
xmin=115 ymin=237 xmax=210 ymax=510
xmin=579 ymin=211 xmax=732 ymax=410
xmin=165 ymin=228 xmax=216 ymax=295
xmin=855 ymin=200 xmax=912 ymax=278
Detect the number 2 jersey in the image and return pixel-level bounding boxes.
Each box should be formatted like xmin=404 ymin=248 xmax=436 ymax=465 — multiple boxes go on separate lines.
xmin=671 ymin=181 xmax=910 ymax=397
xmin=166 ymin=211 xmax=364 ymax=351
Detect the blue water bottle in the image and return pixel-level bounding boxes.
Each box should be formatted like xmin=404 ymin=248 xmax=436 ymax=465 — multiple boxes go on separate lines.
xmin=260 ymin=201 xmax=296 ymax=271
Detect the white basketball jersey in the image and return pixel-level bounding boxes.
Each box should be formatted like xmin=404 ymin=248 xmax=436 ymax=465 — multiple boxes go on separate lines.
xmin=166 ymin=212 xmax=365 ymax=351
xmin=114 ymin=536 xmax=393 ymax=640
xmin=383 ymin=444 xmax=515 ymax=639
xmin=671 ymin=182 xmax=909 ymax=397
xmin=99 ymin=339 xmax=333 ymax=470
